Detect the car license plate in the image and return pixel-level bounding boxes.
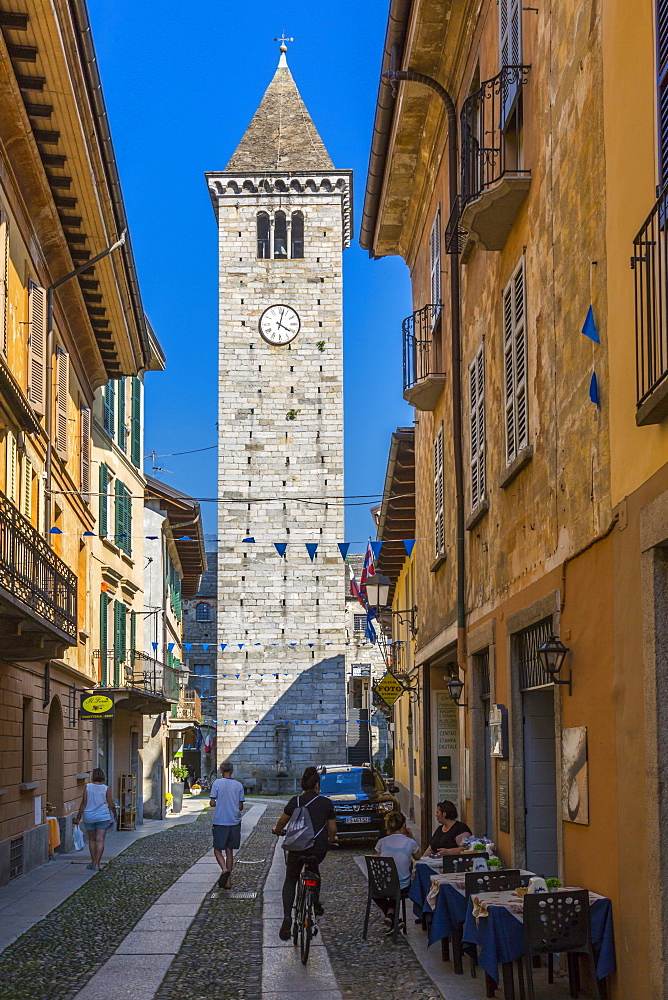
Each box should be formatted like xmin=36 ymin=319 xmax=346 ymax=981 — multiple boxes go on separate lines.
xmin=342 ymin=816 xmax=368 ymax=824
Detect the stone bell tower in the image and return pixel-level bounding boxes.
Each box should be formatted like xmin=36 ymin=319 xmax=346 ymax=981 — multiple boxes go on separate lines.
xmin=206 ymin=43 xmax=352 ymax=790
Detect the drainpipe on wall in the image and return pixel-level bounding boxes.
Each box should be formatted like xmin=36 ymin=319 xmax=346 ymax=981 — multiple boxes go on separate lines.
xmin=381 ymin=63 xmax=468 ymax=680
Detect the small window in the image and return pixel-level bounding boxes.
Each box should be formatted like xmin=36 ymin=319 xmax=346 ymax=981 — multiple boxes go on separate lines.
xmin=274 ymin=212 xmax=288 ymax=258
xmin=196 ymin=602 xmax=211 ymax=622
xmin=353 ymin=614 xmax=366 ymax=633
xmin=291 ymin=212 xmax=304 ymax=258
xmin=257 ymin=212 xmax=270 ymax=258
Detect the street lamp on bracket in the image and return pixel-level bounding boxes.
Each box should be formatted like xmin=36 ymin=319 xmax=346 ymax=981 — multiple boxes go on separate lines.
xmin=537 ymin=634 xmax=572 ymax=695
xmin=446 ymin=673 xmax=468 ymax=709
xmin=364 ymin=572 xmax=419 ymax=639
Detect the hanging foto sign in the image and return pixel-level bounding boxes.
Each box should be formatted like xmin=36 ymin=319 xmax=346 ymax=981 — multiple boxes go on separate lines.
xmin=374 ymin=672 xmax=403 ymax=707
xmin=80 ymin=693 xmax=115 ymax=720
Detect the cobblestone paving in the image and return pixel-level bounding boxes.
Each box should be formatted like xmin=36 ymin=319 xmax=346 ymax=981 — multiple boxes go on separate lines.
xmin=0 ymin=813 xmax=214 ymax=1000
xmin=153 ymin=803 xmax=282 ymax=1000
xmin=320 ymin=848 xmax=442 ymax=1000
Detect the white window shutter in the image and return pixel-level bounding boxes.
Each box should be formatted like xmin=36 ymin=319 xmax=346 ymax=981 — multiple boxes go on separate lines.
xmin=434 ymin=425 xmax=445 ymax=557
xmin=499 ymin=0 xmax=522 ymax=67
xmin=503 ymin=258 xmax=528 ymax=466
xmin=6 ymin=429 xmax=17 ymax=504
xmin=22 ymin=456 xmax=32 ymax=521
xmin=55 ymin=346 xmax=69 ymax=459
xmin=28 ymin=280 xmax=46 ymax=415
xmin=0 ymin=211 xmax=8 ymax=357
xmin=81 ymin=404 xmax=91 ymax=502
xmin=469 ymin=345 xmax=486 ymax=510
xmin=37 ymin=472 xmax=45 ymax=535
xmin=430 ymin=209 xmax=442 ymax=307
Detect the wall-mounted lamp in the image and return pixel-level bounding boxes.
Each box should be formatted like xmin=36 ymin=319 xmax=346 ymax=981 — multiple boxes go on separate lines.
xmin=537 ymin=634 xmax=572 ymax=695
xmin=365 ymin=572 xmax=419 ymax=638
xmin=447 ymin=674 xmax=468 ymax=708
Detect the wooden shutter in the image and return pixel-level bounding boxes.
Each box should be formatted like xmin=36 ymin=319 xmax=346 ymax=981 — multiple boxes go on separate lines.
xmin=21 ymin=456 xmax=32 ymax=521
xmin=129 ymin=609 xmax=136 ymax=658
xmin=0 ymin=210 xmax=8 ymax=356
xmin=100 ymin=594 xmax=108 ymax=683
xmin=80 ymin=404 xmax=91 ymax=502
xmin=103 ymin=381 xmax=115 ymax=437
xmin=28 ymin=280 xmax=46 ymax=415
xmin=99 ymin=463 xmax=109 ymax=537
xmin=117 ymin=377 xmax=126 ymax=451
xmin=55 ymin=347 xmax=69 ymax=459
xmin=5 ymin=429 xmax=17 ymax=504
xmin=469 ymin=344 xmax=486 ymax=510
xmin=130 ymin=377 xmax=141 ymax=467
xmin=433 ymin=425 xmax=445 ymax=557
xmin=430 ymin=209 xmax=442 ymax=307
xmin=503 ymin=258 xmax=529 ymax=465
xmin=499 ymin=0 xmax=522 ymax=120
xmin=36 ymin=472 xmax=44 ymax=535
xmin=115 ymin=479 xmax=132 ymax=556
xmin=113 ymin=600 xmax=126 ymax=686
xmin=658 ymin=0 xmax=668 ymax=187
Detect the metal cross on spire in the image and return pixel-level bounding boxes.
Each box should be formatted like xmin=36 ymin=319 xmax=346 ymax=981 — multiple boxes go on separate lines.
xmin=274 ymin=32 xmax=294 ymax=53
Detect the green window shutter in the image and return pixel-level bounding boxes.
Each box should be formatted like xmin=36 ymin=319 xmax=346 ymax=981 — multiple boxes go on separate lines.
xmin=99 ymin=464 xmax=109 ymax=537
xmin=129 ymin=609 xmax=136 ymax=655
xmin=117 ymin=377 xmax=126 ymax=451
xmin=103 ymin=381 xmax=115 ymax=437
xmin=131 ymin=377 xmax=141 ymax=467
xmin=114 ymin=480 xmax=132 ymax=556
xmin=100 ymin=594 xmax=108 ymax=685
xmin=113 ymin=600 xmax=126 ymax=686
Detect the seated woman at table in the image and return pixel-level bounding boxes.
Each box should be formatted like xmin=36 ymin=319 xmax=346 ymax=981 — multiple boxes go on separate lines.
xmin=422 ymin=800 xmax=472 ymax=857
xmin=374 ymin=811 xmax=421 ymax=927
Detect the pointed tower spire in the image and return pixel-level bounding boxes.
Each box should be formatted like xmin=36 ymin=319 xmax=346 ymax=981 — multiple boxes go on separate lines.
xmin=226 ymin=41 xmax=334 ymax=173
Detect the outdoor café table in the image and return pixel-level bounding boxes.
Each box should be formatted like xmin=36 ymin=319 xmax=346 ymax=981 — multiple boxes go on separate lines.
xmin=409 ymin=859 xmax=441 ymax=919
xmin=462 ymin=888 xmax=616 ymax=999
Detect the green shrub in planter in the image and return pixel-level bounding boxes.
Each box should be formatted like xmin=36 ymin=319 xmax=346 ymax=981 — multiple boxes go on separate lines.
xmin=488 ymin=858 xmax=502 ymax=868
xmin=171 ymin=763 xmax=189 ymax=782
xmin=545 ymin=878 xmax=562 ymax=890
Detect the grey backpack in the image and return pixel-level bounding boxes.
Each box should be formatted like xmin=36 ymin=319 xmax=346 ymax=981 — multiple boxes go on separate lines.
xmin=282 ymin=795 xmax=326 ymax=852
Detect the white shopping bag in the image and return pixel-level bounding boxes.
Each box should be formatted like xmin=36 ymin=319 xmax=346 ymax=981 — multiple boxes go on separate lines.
xmin=72 ymin=824 xmax=84 ymax=851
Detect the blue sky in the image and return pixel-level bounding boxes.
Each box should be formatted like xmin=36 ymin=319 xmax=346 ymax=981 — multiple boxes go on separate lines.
xmin=89 ymin=0 xmax=412 ymax=544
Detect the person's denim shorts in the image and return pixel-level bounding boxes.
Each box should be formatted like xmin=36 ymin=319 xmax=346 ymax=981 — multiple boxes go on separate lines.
xmin=84 ymin=820 xmax=113 ymax=831
xmin=213 ymin=823 xmax=241 ymax=850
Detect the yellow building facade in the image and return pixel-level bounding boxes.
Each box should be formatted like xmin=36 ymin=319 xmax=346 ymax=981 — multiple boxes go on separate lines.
xmin=365 ymin=0 xmax=668 ymax=994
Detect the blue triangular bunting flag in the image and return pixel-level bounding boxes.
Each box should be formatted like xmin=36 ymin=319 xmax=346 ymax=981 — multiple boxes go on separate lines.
xmin=403 ymin=539 xmax=416 ymax=557
xmin=370 ymin=540 xmax=383 ymax=560
xmin=177 ymin=536 xmax=193 ymax=541
xmin=274 ymin=542 xmax=288 ymax=557
xmin=152 ymin=642 xmax=158 ymax=651
xmin=220 ymin=643 xmax=227 ymax=652
xmin=589 ymin=371 xmax=600 ymax=406
xmin=184 ymin=643 xmax=192 ymax=653
xmin=337 ymin=542 xmax=350 ymax=561
xmin=582 ymin=305 xmax=600 ymax=343
xmin=242 ymin=536 xmax=255 ymax=543
xmin=202 ymin=644 xmax=209 ymax=652
xmin=238 ymin=643 xmax=244 ymax=649
xmin=305 ymin=542 xmax=318 ymax=561
xmin=82 ymin=530 xmax=95 ymax=536
xmin=49 ymin=527 xmax=62 ymax=534
xmin=168 ymin=642 xmax=175 ymax=651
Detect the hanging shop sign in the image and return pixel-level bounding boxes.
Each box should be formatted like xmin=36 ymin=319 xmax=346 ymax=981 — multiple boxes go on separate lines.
xmin=374 ymin=672 xmax=403 ymax=707
xmin=80 ymin=693 xmax=115 ymax=720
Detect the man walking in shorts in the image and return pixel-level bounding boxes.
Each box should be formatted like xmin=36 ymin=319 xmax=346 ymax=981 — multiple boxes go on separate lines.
xmin=209 ymin=761 xmax=245 ymax=888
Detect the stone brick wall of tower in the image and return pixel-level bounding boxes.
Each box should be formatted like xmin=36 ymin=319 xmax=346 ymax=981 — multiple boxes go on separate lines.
xmin=212 ymin=184 xmax=349 ymax=786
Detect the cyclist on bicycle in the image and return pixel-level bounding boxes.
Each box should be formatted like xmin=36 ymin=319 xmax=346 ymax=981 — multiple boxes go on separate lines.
xmin=272 ymin=765 xmax=337 ymax=940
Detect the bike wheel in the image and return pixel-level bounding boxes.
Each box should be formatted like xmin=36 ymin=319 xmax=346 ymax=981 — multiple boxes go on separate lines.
xmin=300 ymin=891 xmax=313 ymax=965
xmin=292 ymin=888 xmax=300 ymax=947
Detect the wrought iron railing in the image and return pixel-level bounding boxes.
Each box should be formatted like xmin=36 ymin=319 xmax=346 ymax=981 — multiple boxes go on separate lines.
xmin=173 ymin=689 xmax=202 ymax=721
xmin=93 ymin=649 xmax=181 ymax=701
xmin=632 ymin=189 xmax=668 ymax=406
xmin=0 ymin=490 xmax=77 ymax=639
xmin=402 ymin=304 xmax=445 ymax=394
xmin=445 ymin=196 xmax=468 ymax=255
xmin=460 ymin=66 xmax=530 ymax=207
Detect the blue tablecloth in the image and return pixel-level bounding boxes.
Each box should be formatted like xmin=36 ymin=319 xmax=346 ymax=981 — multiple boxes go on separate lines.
xmin=409 ymin=863 xmax=437 ymax=918
xmin=462 ymin=894 xmax=616 ymax=984
xmin=428 ymin=881 xmax=468 ymax=946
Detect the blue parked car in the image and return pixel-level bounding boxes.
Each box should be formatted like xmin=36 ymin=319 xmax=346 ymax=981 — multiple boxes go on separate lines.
xmin=317 ymin=764 xmax=400 ymax=842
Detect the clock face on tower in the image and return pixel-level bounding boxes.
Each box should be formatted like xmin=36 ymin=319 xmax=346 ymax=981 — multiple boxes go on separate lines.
xmin=258 ymin=304 xmax=301 ymax=345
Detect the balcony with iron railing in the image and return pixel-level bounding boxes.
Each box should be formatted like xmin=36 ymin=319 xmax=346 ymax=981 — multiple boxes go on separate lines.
xmin=0 ymin=489 xmax=77 ymax=660
xmin=172 ymin=688 xmax=202 ymax=723
xmin=457 ymin=66 xmax=531 ymax=259
xmin=632 ymin=189 xmax=668 ymax=424
xmin=93 ymin=649 xmax=182 ymax=711
xmin=402 ymin=304 xmax=447 ymax=410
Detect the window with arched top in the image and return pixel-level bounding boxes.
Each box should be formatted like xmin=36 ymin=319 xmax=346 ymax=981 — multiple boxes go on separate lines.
xmin=291 ymin=212 xmax=304 ymax=259
xmin=195 ymin=602 xmax=211 ymax=622
xmin=274 ymin=211 xmax=288 ymax=258
xmin=257 ymin=213 xmax=270 ymax=258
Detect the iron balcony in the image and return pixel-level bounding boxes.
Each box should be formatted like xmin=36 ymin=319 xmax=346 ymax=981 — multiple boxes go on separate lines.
xmin=632 ymin=188 xmax=668 ymax=424
xmin=402 ymin=303 xmax=447 ymax=410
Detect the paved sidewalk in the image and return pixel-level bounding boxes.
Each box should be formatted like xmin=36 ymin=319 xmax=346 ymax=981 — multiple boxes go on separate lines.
xmin=72 ymin=801 xmax=266 ymax=1000
xmin=0 ymin=796 xmax=207 ymax=953
xmin=261 ymin=839 xmax=342 ymax=1000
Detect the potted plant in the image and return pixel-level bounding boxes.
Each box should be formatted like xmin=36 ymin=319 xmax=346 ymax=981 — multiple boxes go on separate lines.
xmin=488 ymin=858 xmax=502 ymax=868
xmin=171 ymin=763 xmax=188 ymax=814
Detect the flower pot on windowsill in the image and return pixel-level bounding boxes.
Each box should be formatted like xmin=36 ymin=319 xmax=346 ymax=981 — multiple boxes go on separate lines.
xmin=171 ymin=782 xmax=184 ymax=814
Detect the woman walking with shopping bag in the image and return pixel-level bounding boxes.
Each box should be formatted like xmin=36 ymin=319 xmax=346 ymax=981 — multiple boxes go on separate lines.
xmin=74 ymin=768 xmax=118 ymax=871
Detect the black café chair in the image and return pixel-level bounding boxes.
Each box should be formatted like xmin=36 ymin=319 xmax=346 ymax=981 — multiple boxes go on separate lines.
xmin=442 ymin=851 xmax=489 ymax=873
xmin=363 ymin=855 xmax=408 ymax=944
xmin=463 ymin=869 xmax=527 ymax=981
xmin=523 ymin=890 xmax=600 ymax=1000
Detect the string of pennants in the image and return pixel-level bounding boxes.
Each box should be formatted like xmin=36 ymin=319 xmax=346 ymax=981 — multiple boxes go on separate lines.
xmin=154 ymin=640 xmax=409 ymax=656
xmin=47 ymin=531 xmax=418 ymax=559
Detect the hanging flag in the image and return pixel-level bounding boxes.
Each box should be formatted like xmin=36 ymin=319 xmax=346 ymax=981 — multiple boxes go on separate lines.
xmin=82 ymin=530 xmax=95 ymax=537
xmin=337 ymin=542 xmax=350 ymax=561
xmin=305 ymin=542 xmax=318 ymax=561
xmin=349 ymin=562 xmax=367 ymax=610
xmin=202 ymin=644 xmax=209 ymax=652
xmin=184 ymin=643 xmax=192 ymax=653
xmin=289 ymin=642 xmax=297 ymax=647
xmin=360 ymin=541 xmax=376 ymax=599
xmin=195 ymin=728 xmax=203 ymax=751
xmin=49 ymin=527 xmax=62 ymax=534
xmin=274 ymin=542 xmax=288 ymax=557
xmin=582 ymin=305 xmax=600 ymax=343
xmin=370 ymin=540 xmax=383 ymax=561
xmin=238 ymin=643 xmax=244 ymax=649
xmin=242 ymin=536 xmax=255 ymax=543
xmin=152 ymin=642 xmax=158 ymax=651
xmin=366 ymin=612 xmax=377 ymax=644
xmin=589 ymin=371 xmax=600 ymax=406
xmin=168 ymin=642 xmax=175 ymax=651
xmin=403 ymin=539 xmax=416 ymax=557
xmin=308 ymin=643 xmax=314 ymax=648
xmin=220 ymin=643 xmax=227 ymax=652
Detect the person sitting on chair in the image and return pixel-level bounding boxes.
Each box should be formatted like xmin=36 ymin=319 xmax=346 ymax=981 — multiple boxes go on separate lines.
xmin=374 ymin=810 xmax=420 ymax=930
xmin=421 ymin=799 xmax=471 ymax=857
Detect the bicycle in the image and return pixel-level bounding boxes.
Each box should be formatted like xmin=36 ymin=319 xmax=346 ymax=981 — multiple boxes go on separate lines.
xmin=292 ymin=852 xmax=320 ymax=964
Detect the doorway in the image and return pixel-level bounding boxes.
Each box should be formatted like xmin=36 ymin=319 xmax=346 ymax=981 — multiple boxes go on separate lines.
xmin=522 ymin=687 xmax=558 ymax=876
xmin=46 ymin=698 xmax=64 ymax=814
